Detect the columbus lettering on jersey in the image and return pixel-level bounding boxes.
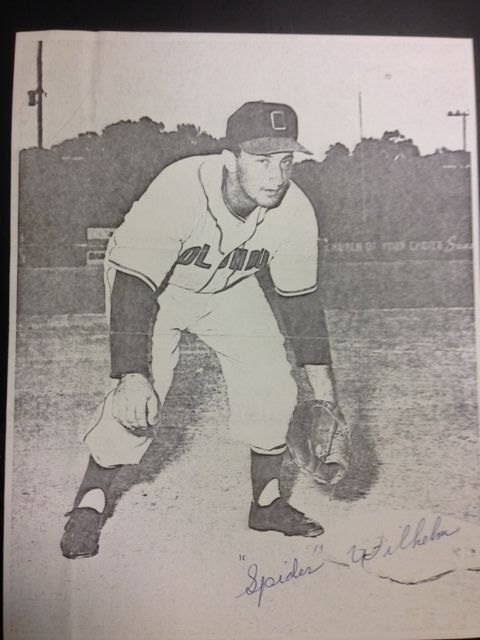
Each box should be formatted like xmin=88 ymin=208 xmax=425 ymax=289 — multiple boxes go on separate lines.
xmin=177 ymin=244 xmax=270 ymax=271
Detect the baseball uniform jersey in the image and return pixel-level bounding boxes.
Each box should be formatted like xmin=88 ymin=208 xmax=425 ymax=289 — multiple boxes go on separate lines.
xmin=105 ymin=154 xmax=318 ymax=299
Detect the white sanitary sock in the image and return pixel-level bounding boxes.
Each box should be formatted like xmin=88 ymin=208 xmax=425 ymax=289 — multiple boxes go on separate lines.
xmin=77 ymin=488 xmax=106 ymax=513
xmin=257 ymin=479 xmax=280 ymax=506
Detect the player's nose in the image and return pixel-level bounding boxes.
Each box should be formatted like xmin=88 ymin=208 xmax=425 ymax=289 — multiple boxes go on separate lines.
xmin=266 ymin=164 xmax=285 ymax=188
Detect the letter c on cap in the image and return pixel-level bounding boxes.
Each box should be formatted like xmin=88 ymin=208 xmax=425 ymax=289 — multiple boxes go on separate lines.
xmin=270 ymin=110 xmax=287 ymax=131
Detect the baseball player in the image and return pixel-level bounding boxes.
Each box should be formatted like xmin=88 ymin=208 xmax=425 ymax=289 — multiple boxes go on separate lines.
xmin=61 ymin=101 xmax=340 ymax=559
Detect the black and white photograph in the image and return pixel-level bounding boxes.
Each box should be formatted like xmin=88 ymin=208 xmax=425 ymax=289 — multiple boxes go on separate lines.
xmin=5 ymin=30 xmax=480 ymax=639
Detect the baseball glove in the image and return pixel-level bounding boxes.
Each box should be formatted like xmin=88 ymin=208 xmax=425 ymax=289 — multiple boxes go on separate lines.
xmin=287 ymin=400 xmax=352 ymax=485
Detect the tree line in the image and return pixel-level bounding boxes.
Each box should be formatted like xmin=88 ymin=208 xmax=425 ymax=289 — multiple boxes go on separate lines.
xmin=18 ymin=119 xmax=472 ymax=267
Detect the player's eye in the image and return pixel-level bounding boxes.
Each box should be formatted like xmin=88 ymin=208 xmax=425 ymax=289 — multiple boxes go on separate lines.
xmin=281 ymin=156 xmax=293 ymax=167
xmin=257 ymin=157 xmax=270 ymax=165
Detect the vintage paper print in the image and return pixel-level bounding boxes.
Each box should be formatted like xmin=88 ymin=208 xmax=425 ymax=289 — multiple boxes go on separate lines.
xmin=5 ymin=31 xmax=480 ymax=639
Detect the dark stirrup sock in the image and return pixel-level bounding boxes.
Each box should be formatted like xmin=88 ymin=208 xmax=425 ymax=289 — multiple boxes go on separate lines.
xmin=73 ymin=456 xmax=123 ymax=509
xmin=250 ymin=449 xmax=285 ymax=505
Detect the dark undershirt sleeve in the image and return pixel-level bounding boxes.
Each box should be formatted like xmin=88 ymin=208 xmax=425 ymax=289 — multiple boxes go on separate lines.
xmin=272 ymin=291 xmax=332 ymax=365
xmin=256 ymin=268 xmax=332 ymax=366
xmin=109 ymin=271 xmax=159 ymax=379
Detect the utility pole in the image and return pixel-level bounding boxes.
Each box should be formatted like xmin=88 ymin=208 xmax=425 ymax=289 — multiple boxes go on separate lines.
xmin=447 ymin=110 xmax=469 ymax=151
xmin=27 ymin=41 xmax=46 ymax=148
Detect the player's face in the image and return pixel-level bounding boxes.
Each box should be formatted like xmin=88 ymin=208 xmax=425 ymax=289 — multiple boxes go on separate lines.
xmin=235 ymin=150 xmax=294 ymax=208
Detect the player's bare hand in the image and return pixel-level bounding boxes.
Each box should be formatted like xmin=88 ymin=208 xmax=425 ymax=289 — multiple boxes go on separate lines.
xmin=112 ymin=373 xmax=160 ymax=430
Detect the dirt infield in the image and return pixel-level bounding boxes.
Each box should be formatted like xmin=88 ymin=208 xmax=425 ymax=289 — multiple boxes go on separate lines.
xmin=5 ymin=307 xmax=480 ymax=639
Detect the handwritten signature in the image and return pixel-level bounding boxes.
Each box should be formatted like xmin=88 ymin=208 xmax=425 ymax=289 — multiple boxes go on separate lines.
xmin=237 ymin=557 xmax=325 ymax=607
xmin=236 ymin=516 xmax=460 ymax=605
xmin=347 ymin=515 xmax=461 ymax=567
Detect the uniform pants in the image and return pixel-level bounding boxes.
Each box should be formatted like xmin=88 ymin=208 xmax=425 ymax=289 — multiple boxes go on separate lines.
xmin=85 ymin=277 xmax=298 ymax=467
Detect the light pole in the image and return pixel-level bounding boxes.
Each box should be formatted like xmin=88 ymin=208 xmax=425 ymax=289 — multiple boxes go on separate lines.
xmin=27 ymin=41 xmax=46 ymax=148
xmin=447 ymin=110 xmax=469 ymax=151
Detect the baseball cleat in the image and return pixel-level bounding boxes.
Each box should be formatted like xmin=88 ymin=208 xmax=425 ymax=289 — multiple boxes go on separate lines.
xmin=60 ymin=507 xmax=106 ymax=559
xmin=248 ymin=497 xmax=324 ymax=537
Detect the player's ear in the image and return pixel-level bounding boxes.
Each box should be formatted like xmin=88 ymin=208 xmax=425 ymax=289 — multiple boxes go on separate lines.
xmin=222 ymin=149 xmax=238 ymax=172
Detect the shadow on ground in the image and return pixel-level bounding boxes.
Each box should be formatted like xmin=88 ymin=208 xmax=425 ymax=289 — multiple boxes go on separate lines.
xmin=328 ymin=409 xmax=382 ymax=501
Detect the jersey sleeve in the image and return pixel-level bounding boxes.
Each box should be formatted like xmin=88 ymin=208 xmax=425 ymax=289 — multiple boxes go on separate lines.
xmin=269 ymin=185 xmax=319 ymax=297
xmin=106 ymin=161 xmax=197 ymax=291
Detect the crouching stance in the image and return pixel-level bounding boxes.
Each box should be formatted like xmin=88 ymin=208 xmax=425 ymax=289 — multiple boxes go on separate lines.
xmin=61 ymin=101 xmax=339 ymax=559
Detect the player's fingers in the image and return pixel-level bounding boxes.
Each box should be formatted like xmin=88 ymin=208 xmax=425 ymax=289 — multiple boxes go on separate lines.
xmin=146 ymin=392 xmax=159 ymax=426
xmin=125 ymin=396 xmax=139 ymax=429
xmin=134 ymin=399 xmax=148 ymax=428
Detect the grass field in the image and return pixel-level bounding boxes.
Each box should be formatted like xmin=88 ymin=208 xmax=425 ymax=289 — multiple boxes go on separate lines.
xmin=6 ymin=307 xmax=480 ymax=640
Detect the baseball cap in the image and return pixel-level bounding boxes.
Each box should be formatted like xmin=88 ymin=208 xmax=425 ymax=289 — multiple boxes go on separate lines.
xmin=226 ymin=101 xmax=313 ymax=155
